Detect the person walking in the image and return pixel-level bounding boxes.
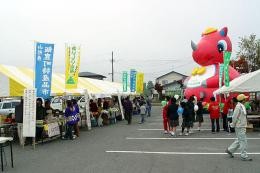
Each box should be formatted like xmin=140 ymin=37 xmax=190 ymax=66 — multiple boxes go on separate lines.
xmin=124 ymin=97 xmax=133 ymax=124
xmin=196 ymin=98 xmax=204 ymax=131
xmin=187 ymin=96 xmax=195 ymax=133
xmin=179 ymin=101 xmax=191 ymax=136
xmin=146 ymin=96 xmax=152 ymax=117
xmin=222 ymin=98 xmax=232 ymax=132
xmin=226 ymin=94 xmax=253 ymax=161
xmin=167 ymin=97 xmax=179 ymax=136
xmin=208 ymin=97 xmax=220 ymax=133
xmin=139 ymin=103 xmax=146 ymax=124
xmin=161 ymin=96 xmax=170 ymax=134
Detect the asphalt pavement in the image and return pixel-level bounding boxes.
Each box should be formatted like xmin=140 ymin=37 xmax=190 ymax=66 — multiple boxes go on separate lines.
xmin=3 ymin=106 xmax=260 ymax=173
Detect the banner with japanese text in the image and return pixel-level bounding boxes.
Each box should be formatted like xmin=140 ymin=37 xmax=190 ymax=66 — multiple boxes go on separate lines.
xmin=136 ymin=72 xmax=144 ymax=93
xmin=35 ymin=42 xmax=54 ymax=99
xmin=224 ymin=51 xmax=231 ymax=87
xmin=130 ymin=69 xmax=137 ymax=92
xmin=219 ymin=64 xmax=224 ymax=88
xmin=122 ymin=71 xmax=128 ymax=92
xmin=65 ymin=44 xmax=81 ymax=89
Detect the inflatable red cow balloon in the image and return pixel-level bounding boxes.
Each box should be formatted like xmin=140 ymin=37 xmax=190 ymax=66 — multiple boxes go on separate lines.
xmin=184 ymin=27 xmax=240 ymax=102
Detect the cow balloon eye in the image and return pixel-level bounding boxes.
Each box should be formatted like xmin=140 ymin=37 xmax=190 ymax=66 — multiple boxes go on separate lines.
xmin=217 ymin=40 xmax=227 ymax=53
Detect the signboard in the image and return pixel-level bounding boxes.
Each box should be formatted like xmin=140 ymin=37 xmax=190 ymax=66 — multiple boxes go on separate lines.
xmin=47 ymin=122 xmax=60 ymax=137
xmin=130 ymin=69 xmax=137 ymax=92
xmin=23 ymin=89 xmax=36 ymax=137
xmin=224 ymin=51 xmax=231 ymax=87
xmin=35 ymin=42 xmax=54 ymax=99
xmin=65 ymin=44 xmax=81 ymax=89
xmin=219 ymin=64 xmax=224 ymax=88
xmin=84 ymin=89 xmax=91 ymax=130
xmin=136 ymin=72 xmax=144 ymax=93
xmin=122 ymin=71 xmax=128 ymax=92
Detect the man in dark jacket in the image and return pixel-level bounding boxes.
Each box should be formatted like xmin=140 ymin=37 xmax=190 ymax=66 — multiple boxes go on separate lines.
xmin=36 ymin=98 xmax=46 ymax=141
xmin=15 ymin=99 xmax=24 ymax=145
xmin=123 ymin=97 xmax=133 ymax=124
xmin=167 ymin=98 xmax=179 ymax=136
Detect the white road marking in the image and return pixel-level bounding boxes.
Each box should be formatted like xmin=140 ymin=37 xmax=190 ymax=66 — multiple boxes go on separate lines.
xmin=126 ymin=137 xmax=260 ymax=140
xmin=106 ymin=150 xmax=260 ymax=155
xmin=138 ymin=128 xmax=212 ymax=131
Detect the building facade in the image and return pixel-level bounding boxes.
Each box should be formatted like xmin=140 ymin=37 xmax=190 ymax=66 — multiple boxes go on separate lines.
xmin=156 ymin=71 xmax=187 ymax=96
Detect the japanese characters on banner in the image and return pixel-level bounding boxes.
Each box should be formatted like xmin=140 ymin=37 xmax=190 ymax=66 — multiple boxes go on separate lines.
xmin=130 ymin=69 xmax=137 ymax=92
xmin=136 ymin=72 xmax=144 ymax=93
xmin=65 ymin=44 xmax=81 ymax=89
xmin=224 ymin=51 xmax=231 ymax=87
xmin=23 ymin=89 xmax=36 ymax=137
xmin=219 ymin=64 xmax=224 ymax=88
xmin=122 ymin=71 xmax=128 ymax=92
xmin=35 ymin=42 xmax=54 ymax=99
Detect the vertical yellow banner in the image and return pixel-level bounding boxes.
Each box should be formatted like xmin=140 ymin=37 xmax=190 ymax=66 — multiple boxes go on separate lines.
xmin=65 ymin=44 xmax=81 ymax=89
xmin=136 ymin=72 xmax=144 ymax=93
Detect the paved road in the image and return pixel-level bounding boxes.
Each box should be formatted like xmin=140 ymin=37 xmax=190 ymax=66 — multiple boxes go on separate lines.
xmin=3 ymin=106 xmax=260 ymax=173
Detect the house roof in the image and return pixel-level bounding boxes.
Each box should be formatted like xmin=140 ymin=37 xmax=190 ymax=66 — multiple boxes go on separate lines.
xmin=156 ymin=70 xmax=188 ymax=80
xmin=79 ymin=72 xmax=106 ymax=78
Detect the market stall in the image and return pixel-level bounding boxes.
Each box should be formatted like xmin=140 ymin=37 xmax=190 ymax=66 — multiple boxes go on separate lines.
xmin=214 ymin=69 xmax=260 ymax=129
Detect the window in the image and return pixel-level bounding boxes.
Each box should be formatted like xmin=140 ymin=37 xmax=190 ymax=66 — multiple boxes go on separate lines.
xmin=0 ymin=103 xmax=2 ymax=109
xmin=53 ymin=98 xmax=61 ymax=104
xmin=12 ymin=102 xmax=20 ymax=108
xmin=162 ymin=80 xmax=168 ymax=85
xmin=3 ymin=103 xmax=12 ymax=109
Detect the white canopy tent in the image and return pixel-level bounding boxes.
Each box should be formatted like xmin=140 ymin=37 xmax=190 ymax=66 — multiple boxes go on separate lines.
xmin=214 ymin=69 xmax=260 ymax=95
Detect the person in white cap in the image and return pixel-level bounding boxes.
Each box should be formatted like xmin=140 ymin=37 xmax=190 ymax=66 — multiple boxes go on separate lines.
xmin=225 ymin=94 xmax=252 ymax=161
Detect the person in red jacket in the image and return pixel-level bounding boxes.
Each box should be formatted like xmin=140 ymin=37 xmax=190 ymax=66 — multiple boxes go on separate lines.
xmin=208 ymin=97 xmax=220 ymax=133
xmin=162 ymin=96 xmax=171 ymax=134
xmin=222 ymin=98 xmax=232 ymax=132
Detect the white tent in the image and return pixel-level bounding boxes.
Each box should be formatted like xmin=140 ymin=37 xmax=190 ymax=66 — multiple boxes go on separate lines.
xmin=214 ymin=69 xmax=260 ymax=95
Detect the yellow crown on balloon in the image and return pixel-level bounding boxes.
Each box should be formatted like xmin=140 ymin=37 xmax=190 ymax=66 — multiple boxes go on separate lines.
xmin=202 ymin=27 xmax=217 ymax=36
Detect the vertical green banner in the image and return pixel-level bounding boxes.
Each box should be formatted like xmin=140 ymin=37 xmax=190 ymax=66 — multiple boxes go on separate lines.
xmin=219 ymin=64 xmax=224 ymax=88
xmin=224 ymin=51 xmax=231 ymax=87
xmin=122 ymin=71 xmax=128 ymax=92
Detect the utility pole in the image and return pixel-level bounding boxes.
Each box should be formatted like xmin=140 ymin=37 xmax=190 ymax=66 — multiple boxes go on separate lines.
xmin=111 ymin=51 xmax=114 ymax=82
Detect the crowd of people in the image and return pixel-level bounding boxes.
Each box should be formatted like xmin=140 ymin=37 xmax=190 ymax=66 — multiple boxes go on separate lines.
xmin=161 ymin=93 xmax=253 ymax=161
xmin=161 ymin=95 xmax=204 ymax=136
xmin=121 ymin=96 xmax=152 ymax=125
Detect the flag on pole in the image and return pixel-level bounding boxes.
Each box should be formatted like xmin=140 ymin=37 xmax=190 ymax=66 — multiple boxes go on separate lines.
xmin=35 ymin=42 xmax=54 ymax=99
xmin=224 ymin=51 xmax=231 ymax=87
xmin=65 ymin=44 xmax=81 ymax=89
xmin=130 ymin=69 xmax=137 ymax=92
xmin=122 ymin=71 xmax=128 ymax=92
xmin=136 ymin=72 xmax=144 ymax=93
xmin=219 ymin=64 xmax=224 ymax=88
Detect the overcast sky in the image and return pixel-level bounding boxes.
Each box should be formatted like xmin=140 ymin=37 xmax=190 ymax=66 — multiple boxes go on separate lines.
xmin=1 ymin=0 xmax=260 ymax=83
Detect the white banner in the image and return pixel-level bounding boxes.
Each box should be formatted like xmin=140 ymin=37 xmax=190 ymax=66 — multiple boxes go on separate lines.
xmin=84 ymin=90 xmax=91 ymax=130
xmin=47 ymin=122 xmax=60 ymax=137
xmin=23 ymin=89 xmax=36 ymax=137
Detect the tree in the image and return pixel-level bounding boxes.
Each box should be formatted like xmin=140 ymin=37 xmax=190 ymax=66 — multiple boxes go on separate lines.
xmin=154 ymin=82 xmax=163 ymax=99
xmin=230 ymin=56 xmax=249 ymax=73
xmin=144 ymin=81 xmax=154 ymax=96
xmin=237 ymin=34 xmax=260 ymax=72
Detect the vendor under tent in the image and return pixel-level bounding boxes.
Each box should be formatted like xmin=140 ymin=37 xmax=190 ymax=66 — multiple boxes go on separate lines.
xmin=214 ymin=69 xmax=260 ymax=95
xmin=214 ymin=69 xmax=260 ymax=130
